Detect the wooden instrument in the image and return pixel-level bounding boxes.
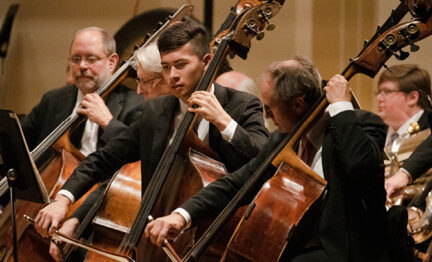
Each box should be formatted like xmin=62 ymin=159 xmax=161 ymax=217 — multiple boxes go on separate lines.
xmin=26 ymin=5 xmax=193 ymax=262
xmin=177 ymin=2 xmax=412 ymax=261
xmin=0 ymin=3 xmax=177 ymax=260
xmin=71 ymin=1 xmax=284 ymax=262
xmin=221 ymin=3 xmax=432 ymax=261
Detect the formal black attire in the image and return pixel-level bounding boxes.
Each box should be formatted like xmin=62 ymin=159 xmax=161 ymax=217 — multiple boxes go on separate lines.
xmin=399 ymin=110 xmax=432 ymax=180
xmin=20 ymin=84 xmax=143 ymax=151
xmin=61 ymin=84 xmax=269 ymax=203
xmin=181 ymin=110 xmax=388 ymax=262
xmin=401 ymin=134 xmax=432 ymax=180
xmin=19 ymin=84 xmax=143 ymax=219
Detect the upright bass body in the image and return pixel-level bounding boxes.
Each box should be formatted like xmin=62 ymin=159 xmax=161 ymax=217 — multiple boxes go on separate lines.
xmin=83 ymin=129 xmax=228 ymax=262
xmin=133 ymin=130 xmax=225 ymax=262
xmin=222 ymin=145 xmax=327 ymax=262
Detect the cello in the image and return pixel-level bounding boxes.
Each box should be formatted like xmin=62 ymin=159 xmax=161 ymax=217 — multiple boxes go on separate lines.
xmin=0 ymin=17 xmax=153 ymax=262
xmin=69 ymin=1 xmax=284 ymax=262
xmin=220 ymin=4 xmax=432 ymax=262
xmin=52 ymin=5 xmax=194 ymax=261
xmin=174 ymin=2 xmax=411 ymax=261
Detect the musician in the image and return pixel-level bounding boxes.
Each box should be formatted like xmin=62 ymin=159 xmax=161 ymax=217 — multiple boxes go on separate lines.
xmin=388 ymin=133 xmax=432 ymax=197
xmin=21 ymin=27 xmax=143 ymax=155
xmin=134 ymin=42 xmax=171 ymax=100
xmin=376 ymin=64 xmax=432 ymax=197
xmin=47 ymin=42 xmax=171 ymax=261
xmin=376 ymin=64 xmax=431 ymax=146
xmin=34 ymin=20 xmax=269 ymax=242
xmin=145 ymin=57 xmax=389 ymax=262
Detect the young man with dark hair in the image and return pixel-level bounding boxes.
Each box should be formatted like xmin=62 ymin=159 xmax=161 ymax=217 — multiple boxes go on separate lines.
xmin=146 ymin=57 xmax=389 ymax=262
xmin=34 ymin=19 xmax=269 ymax=244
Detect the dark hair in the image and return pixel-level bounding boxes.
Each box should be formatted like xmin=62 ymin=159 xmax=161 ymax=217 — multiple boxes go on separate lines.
xmin=379 ymin=64 xmax=431 ymax=109
xmin=157 ymin=20 xmax=210 ymax=59
xmin=265 ymin=56 xmax=322 ymax=107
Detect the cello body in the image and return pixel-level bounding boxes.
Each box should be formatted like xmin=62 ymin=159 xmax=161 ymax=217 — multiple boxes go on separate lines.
xmin=222 ymin=149 xmax=326 ymax=262
xmin=83 ymin=161 xmax=142 ymax=262
xmin=82 ymin=130 xmax=229 ymax=262
xmin=134 ymin=132 xmax=222 ymax=262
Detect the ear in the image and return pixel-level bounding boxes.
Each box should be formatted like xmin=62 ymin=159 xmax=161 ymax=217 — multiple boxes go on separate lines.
xmin=407 ymin=90 xmax=420 ymax=107
xmin=202 ymin=53 xmax=212 ymax=71
xmin=291 ymin=96 xmax=307 ymax=115
xmin=108 ymin=53 xmax=119 ymax=72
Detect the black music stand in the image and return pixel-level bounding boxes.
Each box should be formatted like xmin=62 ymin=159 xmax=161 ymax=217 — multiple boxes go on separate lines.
xmin=0 ymin=109 xmax=48 ymax=262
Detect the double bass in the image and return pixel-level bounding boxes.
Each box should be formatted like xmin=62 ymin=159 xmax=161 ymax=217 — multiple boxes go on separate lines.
xmin=0 ymin=13 xmax=157 ymax=261
xmin=220 ymin=3 xmax=432 ymax=262
xmin=169 ymin=1 xmax=432 ymax=261
xmin=67 ymin=1 xmax=284 ymax=262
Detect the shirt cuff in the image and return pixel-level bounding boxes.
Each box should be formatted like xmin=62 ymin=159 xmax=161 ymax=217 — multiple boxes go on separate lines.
xmin=399 ymin=168 xmax=413 ymax=184
xmin=173 ymin=208 xmax=192 ymax=229
xmin=57 ymin=189 xmax=75 ymax=203
xmin=221 ymin=120 xmax=237 ymax=142
xmin=327 ymin=101 xmax=354 ymax=117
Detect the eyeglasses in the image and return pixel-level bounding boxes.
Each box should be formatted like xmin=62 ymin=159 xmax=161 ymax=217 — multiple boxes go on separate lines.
xmin=69 ymin=55 xmax=107 ymax=66
xmin=135 ymin=76 xmax=162 ymax=87
xmin=375 ymin=89 xmax=404 ymax=97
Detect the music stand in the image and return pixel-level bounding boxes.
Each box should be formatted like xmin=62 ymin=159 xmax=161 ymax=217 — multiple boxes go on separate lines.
xmin=0 ymin=109 xmax=48 ymax=262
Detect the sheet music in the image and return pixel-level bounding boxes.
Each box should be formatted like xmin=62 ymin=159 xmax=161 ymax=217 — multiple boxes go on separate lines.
xmin=0 ymin=109 xmax=49 ymax=204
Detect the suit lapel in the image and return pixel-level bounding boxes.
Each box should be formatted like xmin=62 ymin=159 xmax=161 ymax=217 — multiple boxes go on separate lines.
xmin=209 ymin=84 xmax=228 ymax=148
xmin=151 ymin=96 xmax=179 ymax=170
xmin=105 ymin=88 xmax=124 ymax=120
xmin=418 ymin=110 xmax=431 ymax=130
xmin=55 ymin=85 xmax=78 ymax=124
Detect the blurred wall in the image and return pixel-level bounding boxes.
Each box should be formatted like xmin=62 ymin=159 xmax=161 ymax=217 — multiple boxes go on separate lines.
xmin=0 ymin=0 xmax=431 ymax=115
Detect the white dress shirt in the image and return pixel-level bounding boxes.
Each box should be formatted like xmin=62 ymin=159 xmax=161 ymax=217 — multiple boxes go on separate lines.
xmin=175 ymin=101 xmax=354 ymax=228
xmin=59 ymin=84 xmax=238 ymax=203
xmin=385 ymin=109 xmax=424 ymax=145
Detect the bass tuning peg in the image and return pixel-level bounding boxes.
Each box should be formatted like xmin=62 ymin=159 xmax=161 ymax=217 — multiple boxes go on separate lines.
xmin=410 ymin=43 xmax=420 ymax=52
xmin=267 ymin=23 xmax=276 ymax=31
xmin=258 ymin=7 xmax=276 ymax=31
xmin=256 ymin=32 xmax=265 ymax=40
xmin=393 ymin=49 xmax=409 ymax=60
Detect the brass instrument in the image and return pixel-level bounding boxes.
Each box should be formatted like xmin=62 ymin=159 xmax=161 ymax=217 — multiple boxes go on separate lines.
xmin=386 ymin=122 xmax=432 ymax=245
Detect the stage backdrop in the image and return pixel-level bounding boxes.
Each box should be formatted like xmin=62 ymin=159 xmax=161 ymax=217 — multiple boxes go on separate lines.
xmin=0 ymin=0 xmax=431 ymax=114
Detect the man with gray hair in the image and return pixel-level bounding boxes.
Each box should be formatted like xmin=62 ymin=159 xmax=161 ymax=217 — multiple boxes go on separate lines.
xmin=146 ymin=56 xmax=389 ymax=262
xmin=46 ymin=41 xmax=170 ymax=261
xmin=21 ymin=26 xmax=143 ymax=156
xmin=134 ymin=42 xmax=170 ymax=100
xmin=19 ymin=27 xmax=142 ymax=259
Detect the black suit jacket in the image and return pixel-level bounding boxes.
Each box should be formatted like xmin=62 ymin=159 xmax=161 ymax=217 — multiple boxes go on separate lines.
xmin=62 ymin=84 xmax=269 ymax=201
xmin=393 ymin=110 xmax=432 ymax=180
xmin=402 ymin=133 xmax=432 ymax=180
xmin=417 ymin=110 xmax=432 ymax=131
xmin=20 ymin=84 xmax=143 ymax=151
xmin=181 ymin=110 xmax=388 ymax=262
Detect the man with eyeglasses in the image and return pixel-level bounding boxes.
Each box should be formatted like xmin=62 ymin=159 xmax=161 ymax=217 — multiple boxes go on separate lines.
xmin=375 ymin=64 xmax=432 ymax=198
xmin=20 ymin=27 xmax=143 ymax=155
xmin=46 ymin=42 xmax=171 ymax=261
xmin=34 ymin=20 xmax=269 ymax=258
xmin=376 ymin=64 xmax=431 ymax=147
xmin=135 ymin=42 xmax=170 ymax=100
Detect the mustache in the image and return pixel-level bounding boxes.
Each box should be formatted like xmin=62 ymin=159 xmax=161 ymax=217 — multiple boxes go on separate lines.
xmin=75 ymin=72 xmax=94 ymax=80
